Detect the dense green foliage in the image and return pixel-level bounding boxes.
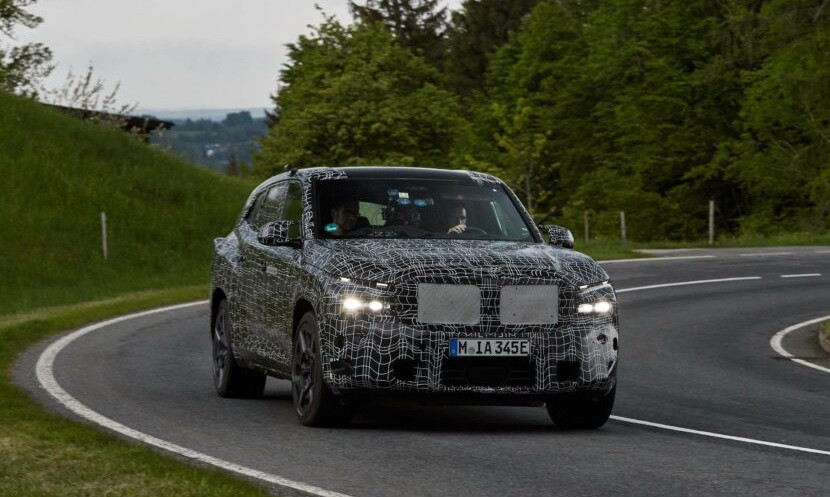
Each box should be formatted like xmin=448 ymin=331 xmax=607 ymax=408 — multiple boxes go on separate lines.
xmin=446 ymin=0 xmax=541 ymax=97
xmin=0 ymin=90 xmax=255 ymax=314
xmin=153 ymin=111 xmax=267 ymax=173
xmin=255 ymin=17 xmax=464 ymax=176
xmin=257 ymin=0 xmax=830 ymax=241
xmin=349 ymin=0 xmax=448 ymax=66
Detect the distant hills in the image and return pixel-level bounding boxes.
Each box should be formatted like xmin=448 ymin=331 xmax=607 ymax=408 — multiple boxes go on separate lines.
xmin=137 ymin=107 xmax=268 ymax=122
xmin=149 ymin=110 xmax=268 ymax=172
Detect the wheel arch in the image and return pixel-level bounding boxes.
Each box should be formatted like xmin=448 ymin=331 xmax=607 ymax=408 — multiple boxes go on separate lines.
xmin=210 ymin=287 xmax=227 ymax=335
xmin=292 ymin=298 xmax=315 ymax=340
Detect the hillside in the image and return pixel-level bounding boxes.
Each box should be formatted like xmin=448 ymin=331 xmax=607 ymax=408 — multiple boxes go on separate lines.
xmin=0 ymin=90 xmax=256 ymax=315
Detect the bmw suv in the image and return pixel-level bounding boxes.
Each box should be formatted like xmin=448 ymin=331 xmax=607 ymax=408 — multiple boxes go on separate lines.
xmin=210 ymin=166 xmax=618 ymax=427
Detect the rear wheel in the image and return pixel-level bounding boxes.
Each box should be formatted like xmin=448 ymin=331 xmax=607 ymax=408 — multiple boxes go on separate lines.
xmin=292 ymin=311 xmax=353 ymax=427
xmin=546 ymin=386 xmax=615 ymax=429
xmin=212 ymin=299 xmax=266 ymax=398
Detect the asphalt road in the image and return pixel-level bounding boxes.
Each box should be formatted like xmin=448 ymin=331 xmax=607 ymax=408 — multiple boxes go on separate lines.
xmin=15 ymin=246 xmax=830 ymax=496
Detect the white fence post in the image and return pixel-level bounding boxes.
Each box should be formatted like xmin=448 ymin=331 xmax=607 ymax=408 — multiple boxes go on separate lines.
xmin=583 ymin=210 xmax=590 ymax=243
xmin=620 ymin=211 xmax=627 ymax=244
xmin=101 ymin=212 xmax=108 ymax=261
xmin=708 ymin=200 xmax=715 ymax=245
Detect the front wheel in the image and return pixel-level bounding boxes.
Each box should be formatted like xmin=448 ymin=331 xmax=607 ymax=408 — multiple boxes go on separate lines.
xmin=546 ymin=386 xmax=615 ymax=429
xmin=292 ymin=311 xmax=353 ymax=427
xmin=212 ymin=299 xmax=266 ymax=398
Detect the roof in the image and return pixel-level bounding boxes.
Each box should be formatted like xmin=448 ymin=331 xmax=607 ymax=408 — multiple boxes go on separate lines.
xmin=288 ymin=166 xmax=496 ymax=182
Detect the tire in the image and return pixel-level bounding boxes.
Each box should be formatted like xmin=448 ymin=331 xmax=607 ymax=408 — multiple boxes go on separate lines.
xmin=546 ymin=386 xmax=615 ymax=429
xmin=212 ymin=299 xmax=266 ymax=398
xmin=291 ymin=311 xmax=353 ymax=427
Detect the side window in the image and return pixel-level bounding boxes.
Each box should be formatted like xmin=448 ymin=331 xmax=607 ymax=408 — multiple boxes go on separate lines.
xmin=283 ymin=181 xmax=303 ymax=239
xmin=245 ymin=191 xmax=268 ymax=226
xmin=250 ymin=184 xmax=286 ymax=230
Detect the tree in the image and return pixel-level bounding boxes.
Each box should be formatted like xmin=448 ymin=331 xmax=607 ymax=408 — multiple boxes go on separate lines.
xmin=349 ymin=0 xmax=448 ymax=66
xmin=223 ymin=111 xmax=253 ymax=127
xmin=725 ymin=0 xmax=830 ymax=232
xmin=445 ymin=0 xmax=542 ymax=98
xmin=255 ymin=16 xmax=465 ymax=176
xmin=0 ymin=0 xmax=53 ymax=97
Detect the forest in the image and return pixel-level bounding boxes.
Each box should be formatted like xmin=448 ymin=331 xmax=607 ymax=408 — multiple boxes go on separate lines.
xmin=255 ymin=0 xmax=830 ymax=241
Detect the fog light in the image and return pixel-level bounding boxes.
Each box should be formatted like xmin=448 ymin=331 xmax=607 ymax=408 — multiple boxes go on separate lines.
xmin=367 ymin=300 xmax=384 ymax=312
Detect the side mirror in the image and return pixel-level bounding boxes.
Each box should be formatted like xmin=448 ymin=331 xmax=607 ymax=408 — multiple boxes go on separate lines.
xmin=539 ymin=225 xmax=575 ymax=249
xmin=258 ymin=220 xmax=300 ymax=247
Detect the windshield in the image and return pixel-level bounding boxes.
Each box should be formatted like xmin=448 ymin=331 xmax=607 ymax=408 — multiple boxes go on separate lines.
xmin=314 ymin=178 xmax=535 ymax=241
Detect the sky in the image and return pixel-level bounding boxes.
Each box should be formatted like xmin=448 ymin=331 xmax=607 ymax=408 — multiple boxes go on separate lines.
xmin=15 ymin=0 xmax=463 ymax=114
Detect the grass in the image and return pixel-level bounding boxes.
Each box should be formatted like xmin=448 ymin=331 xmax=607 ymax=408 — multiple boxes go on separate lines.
xmin=0 ymin=285 xmax=270 ymax=496
xmin=0 ymin=90 xmax=256 ymax=315
xmin=572 ymin=231 xmax=830 ymax=261
xmin=822 ymin=320 xmax=830 ymax=342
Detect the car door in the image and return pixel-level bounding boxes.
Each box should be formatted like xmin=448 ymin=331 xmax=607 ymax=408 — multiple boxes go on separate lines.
xmin=237 ymin=182 xmax=287 ymax=365
xmin=258 ymin=180 xmax=304 ymax=373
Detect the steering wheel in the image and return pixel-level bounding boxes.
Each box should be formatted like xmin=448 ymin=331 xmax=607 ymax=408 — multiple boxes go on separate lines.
xmin=459 ymin=226 xmax=487 ymax=236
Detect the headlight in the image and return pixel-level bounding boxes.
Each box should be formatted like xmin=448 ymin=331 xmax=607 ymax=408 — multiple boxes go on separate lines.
xmin=341 ymin=296 xmax=389 ymax=314
xmin=577 ymin=300 xmax=613 ymax=315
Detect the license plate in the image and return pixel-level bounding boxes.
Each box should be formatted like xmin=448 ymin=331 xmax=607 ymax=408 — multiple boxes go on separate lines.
xmin=449 ymin=339 xmax=529 ymax=357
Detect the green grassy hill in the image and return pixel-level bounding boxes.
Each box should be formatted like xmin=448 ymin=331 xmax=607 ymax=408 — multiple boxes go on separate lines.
xmin=0 ymin=90 xmax=255 ymax=315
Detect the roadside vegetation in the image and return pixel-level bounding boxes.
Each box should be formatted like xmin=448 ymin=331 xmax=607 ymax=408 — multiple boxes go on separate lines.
xmin=0 ymin=90 xmax=270 ymax=495
xmin=257 ymin=0 xmax=830 ymax=244
xmin=0 ymin=286 xmax=270 ymax=497
xmin=821 ymin=321 xmax=830 ymax=350
xmin=0 ymin=90 xmax=255 ymax=315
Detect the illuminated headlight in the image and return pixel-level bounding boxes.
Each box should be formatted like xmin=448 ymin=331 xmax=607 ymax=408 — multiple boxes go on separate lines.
xmin=578 ymin=300 xmax=613 ymax=315
xmin=341 ymin=297 xmax=388 ymax=313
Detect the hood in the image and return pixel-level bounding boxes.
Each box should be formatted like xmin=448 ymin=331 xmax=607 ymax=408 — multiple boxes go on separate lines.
xmin=305 ymin=239 xmax=608 ymax=288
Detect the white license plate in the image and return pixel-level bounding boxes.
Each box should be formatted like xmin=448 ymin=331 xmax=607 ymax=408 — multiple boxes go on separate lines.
xmin=449 ymin=339 xmax=529 ymax=357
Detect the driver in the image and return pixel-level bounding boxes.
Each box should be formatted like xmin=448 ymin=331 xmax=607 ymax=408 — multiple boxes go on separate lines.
xmin=446 ymin=204 xmax=467 ymax=235
xmin=330 ymin=198 xmax=360 ymax=236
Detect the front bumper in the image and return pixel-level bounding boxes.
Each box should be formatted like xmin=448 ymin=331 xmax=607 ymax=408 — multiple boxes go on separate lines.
xmin=318 ymin=315 xmax=618 ymax=396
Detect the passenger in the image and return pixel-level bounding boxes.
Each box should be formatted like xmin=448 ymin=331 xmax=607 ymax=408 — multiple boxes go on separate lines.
xmin=329 ymin=198 xmax=360 ymax=237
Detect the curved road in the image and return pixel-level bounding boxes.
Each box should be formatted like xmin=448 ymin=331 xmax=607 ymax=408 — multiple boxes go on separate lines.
xmin=15 ymin=246 xmax=830 ymax=496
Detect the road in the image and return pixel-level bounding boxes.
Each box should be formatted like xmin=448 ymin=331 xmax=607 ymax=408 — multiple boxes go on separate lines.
xmin=15 ymin=246 xmax=830 ymax=496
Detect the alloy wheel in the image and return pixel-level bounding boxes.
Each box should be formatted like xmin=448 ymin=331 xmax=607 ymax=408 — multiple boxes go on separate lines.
xmin=292 ymin=324 xmax=316 ymax=417
xmin=212 ymin=308 xmax=228 ymax=388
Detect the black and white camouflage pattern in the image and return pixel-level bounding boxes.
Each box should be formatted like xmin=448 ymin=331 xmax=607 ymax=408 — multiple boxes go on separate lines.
xmin=211 ymin=167 xmax=618 ymax=399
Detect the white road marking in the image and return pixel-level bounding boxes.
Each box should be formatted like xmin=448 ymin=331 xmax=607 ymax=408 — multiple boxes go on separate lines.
xmin=616 ymin=276 xmax=762 ymax=293
xmin=35 ymin=300 xmax=355 ymax=497
xmin=598 ymin=255 xmax=716 ymax=264
xmin=738 ymin=252 xmax=793 ymax=257
xmin=780 ymin=273 xmax=821 ymax=278
xmin=610 ymin=416 xmax=830 ymax=456
xmin=769 ymin=316 xmax=830 ymax=375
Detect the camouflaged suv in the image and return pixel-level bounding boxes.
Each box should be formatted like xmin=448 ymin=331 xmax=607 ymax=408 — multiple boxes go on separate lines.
xmin=211 ymin=167 xmax=618 ymax=427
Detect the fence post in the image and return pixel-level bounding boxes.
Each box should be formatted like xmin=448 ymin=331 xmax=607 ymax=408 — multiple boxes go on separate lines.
xmin=101 ymin=211 xmax=108 ymax=261
xmin=708 ymin=200 xmax=715 ymax=246
xmin=620 ymin=211 xmax=627 ymax=244
xmin=583 ymin=210 xmax=590 ymax=243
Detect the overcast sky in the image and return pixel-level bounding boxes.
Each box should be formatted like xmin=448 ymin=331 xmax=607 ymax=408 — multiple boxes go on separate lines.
xmin=17 ymin=0 xmax=463 ymax=114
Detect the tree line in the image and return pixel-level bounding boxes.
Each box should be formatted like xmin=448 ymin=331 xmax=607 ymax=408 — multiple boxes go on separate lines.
xmin=255 ymin=0 xmax=830 ymax=241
